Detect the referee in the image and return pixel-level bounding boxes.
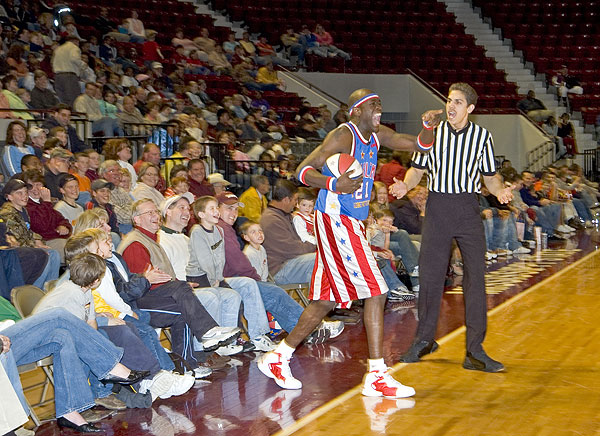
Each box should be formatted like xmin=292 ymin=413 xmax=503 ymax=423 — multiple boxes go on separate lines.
xmin=391 ymin=83 xmax=512 ymax=372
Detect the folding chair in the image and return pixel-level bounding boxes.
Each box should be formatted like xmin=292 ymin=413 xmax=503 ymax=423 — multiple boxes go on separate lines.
xmin=10 ymin=285 xmax=54 ymax=426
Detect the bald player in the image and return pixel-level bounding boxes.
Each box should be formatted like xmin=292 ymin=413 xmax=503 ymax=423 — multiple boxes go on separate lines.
xmin=257 ymin=89 xmax=442 ymax=398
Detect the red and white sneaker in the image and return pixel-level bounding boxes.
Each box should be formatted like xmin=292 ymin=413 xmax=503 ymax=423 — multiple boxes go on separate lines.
xmin=257 ymin=351 xmax=302 ymax=390
xmin=361 ymin=368 xmax=415 ymax=398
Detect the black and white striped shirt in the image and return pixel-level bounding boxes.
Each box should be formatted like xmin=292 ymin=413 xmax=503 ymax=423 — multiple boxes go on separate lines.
xmin=411 ymin=121 xmax=496 ymax=194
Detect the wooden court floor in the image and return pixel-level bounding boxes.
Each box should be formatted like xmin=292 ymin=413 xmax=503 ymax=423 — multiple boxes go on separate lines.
xmin=283 ymin=250 xmax=600 ymax=436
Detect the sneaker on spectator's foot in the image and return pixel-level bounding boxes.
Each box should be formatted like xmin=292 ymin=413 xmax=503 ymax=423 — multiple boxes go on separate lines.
xmin=139 ymin=370 xmax=174 ymax=401
xmin=494 ymin=249 xmax=511 ymax=257
xmin=201 ymin=327 xmax=241 ymax=351
xmin=216 ymin=343 xmax=244 ymax=356
xmin=191 ymin=366 xmax=213 ymax=379
xmin=237 ymin=337 xmax=257 ymax=352
xmin=388 ymin=287 xmax=416 ymax=302
xmin=409 ymin=266 xmax=419 ymax=277
xmin=95 ymin=393 xmax=127 ymax=410
xmin=257 ymin=351 xmax=302 ymax=389
xmin=361 ymin=368 xmax=415 ymax=398
xmin=411 ymin=284 xmax=419 ymax=295
xmin=252 ymin=335 xmax=277 ymax=352
xmin=485 ymin=251 xmax=497 ymax=261
xmin=557 ymin=224 xmax=575 ymax=233
xmin=512 ymin=246 xmax=531 ymax=254
xmin=321 ymin=320 xmax=344 ymax=339
xmin=159 ymin=372 xmax=195 ymax=399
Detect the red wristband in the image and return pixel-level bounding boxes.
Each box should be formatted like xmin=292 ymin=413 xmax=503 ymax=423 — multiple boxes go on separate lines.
xmin=422 ymin=120 xmax=433 ymax=130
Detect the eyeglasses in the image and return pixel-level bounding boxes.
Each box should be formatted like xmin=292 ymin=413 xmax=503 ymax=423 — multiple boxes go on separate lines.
xmin=137 ymin=209 xmax=160 ymax=217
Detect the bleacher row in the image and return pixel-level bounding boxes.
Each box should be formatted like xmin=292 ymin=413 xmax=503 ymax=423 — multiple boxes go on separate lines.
xmin=473 ymin=0 xmax=600 ymax=125
xmin=209 ymin=0 xmax=523 ymax=113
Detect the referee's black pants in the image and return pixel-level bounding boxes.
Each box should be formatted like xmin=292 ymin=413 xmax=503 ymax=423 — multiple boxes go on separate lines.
xmin=416 ymin=191 xmax=487 ymax=354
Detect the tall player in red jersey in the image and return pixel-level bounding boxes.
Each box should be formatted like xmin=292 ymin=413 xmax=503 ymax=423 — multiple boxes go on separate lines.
xmin=257 ymin=88 xmax=442 ymax=398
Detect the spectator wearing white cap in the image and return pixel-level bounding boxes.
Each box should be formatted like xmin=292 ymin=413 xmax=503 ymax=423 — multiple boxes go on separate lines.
xmin=207 ymin=173 xmax=231 ymax=196
xmin=28 ymin=125 xmax=47 ymax=159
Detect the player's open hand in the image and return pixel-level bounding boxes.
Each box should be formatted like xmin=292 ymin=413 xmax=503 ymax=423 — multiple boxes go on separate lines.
xmin=389 ymin=177 xmax=408 ymax=199
xmin=336 ymin=172 xmax=362 ymax=194
xmin=421 ymin=109 xmax=444 ymax=129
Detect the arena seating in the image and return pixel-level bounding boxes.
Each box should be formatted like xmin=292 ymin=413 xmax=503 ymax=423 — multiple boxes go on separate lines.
xmin=209 ymin=0 xmax=521 ymax=113
xmin=473 ymin=0 xmax=600 ymax=124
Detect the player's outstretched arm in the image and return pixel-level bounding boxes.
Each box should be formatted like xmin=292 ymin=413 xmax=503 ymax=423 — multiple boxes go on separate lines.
xmin=295 ymin=126 xmax=363 ymax=194
xmin=378 ymin=109 xmax=444 ymax=152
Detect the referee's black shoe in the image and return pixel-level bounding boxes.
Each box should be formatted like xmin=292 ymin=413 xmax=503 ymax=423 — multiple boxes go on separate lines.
xmin=399 ymin=340 xmax=439 ymax=363
xmin=463 ymin=350 xmax=505 ymax=373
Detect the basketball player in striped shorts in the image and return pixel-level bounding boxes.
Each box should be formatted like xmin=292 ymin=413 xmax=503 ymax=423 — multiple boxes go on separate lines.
xmin=258 ymin=88 xmax=442 ymax=397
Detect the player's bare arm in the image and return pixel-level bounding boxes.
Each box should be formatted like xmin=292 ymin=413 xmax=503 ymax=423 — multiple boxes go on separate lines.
xmin=295 ymin=126 xmax=363 ymax=194
xmin=377 ymin=109 xmax=444 ymax=151
xmin=483 ymin=174 xmax=513 ymax=204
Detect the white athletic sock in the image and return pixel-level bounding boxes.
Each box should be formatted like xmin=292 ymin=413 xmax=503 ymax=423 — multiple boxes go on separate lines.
xmin=368 ymin=358 xmax=386 ymax=372
xmin=274 ymin=339 xmax=295 ymax=360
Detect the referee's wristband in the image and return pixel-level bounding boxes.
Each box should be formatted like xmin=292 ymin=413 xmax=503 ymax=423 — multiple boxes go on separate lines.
xmin=417 ymin=133 xmax=434 ymax=151
xmin=422 ymin=120 xmax=433 ymax=130
xmin=327 ymin=176 xmax=337 ymax=192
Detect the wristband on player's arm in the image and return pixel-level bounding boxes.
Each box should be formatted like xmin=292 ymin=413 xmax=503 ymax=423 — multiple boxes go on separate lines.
xmin=297 ymin=165 xmax=314 ymax=185
xmin=417 ymin=133 xmax=434 ymax=151
xmin=327 ymin=176 xmax=337 ymax=192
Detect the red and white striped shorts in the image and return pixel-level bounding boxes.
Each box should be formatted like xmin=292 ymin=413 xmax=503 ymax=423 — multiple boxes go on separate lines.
xmin=309 ymin=210 xmax=388 ymax=307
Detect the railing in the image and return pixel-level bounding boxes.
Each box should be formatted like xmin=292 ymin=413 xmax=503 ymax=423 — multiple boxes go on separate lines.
xmin=223 ymin=159 xmax=282 ymax=195
xmin=278 ymin=66 xmax=345 ymax=107
xmin=526 ymin=141 xmax=555 ymax=172
xmin=582 ymin=148 xmax=600 ymax=182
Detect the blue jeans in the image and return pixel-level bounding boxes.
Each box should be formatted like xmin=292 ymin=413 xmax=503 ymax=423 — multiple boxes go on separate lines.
xmin=572 ymin=198 xmax=592 ymax=221
xmin=192 ymin=287 xmax=241 ymax=351
xmin=532 ymin=204 xmax=561 ymax=234
xmin=3 ymin=308 xmax=123 ymax=418
xmin=256 ymin=281 xmax=303 ymax=333
xmin=389 ymin=230 xmax=419 ymax=286
xmin=378 ymin=259 xmax=402 ymax=291
xmin=33 ymin=249 xmax=60 ymax=289
xmin=1 ymin=349 xmax=28 ymax=415
xmin=124 ymin=310 xmax=175 ymax=371
xmin=273 ymin=253 xmax=316 ymax=286
xmin=224 ymin=276 xmax=270 ymax=339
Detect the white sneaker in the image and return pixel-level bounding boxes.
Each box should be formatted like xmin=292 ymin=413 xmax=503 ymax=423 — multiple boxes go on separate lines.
xmin=361 ymin=368 xmax=415 ymax=398
xmin=485 ymin=251 xmax=497 ymax=260
xmin=321 ymin=320 xmax=344 ymax=339
xmin=191 ymin=367 xmax=212 ymax=379
xmin=257 ymin=351 xmax=302 ymax=389
xmin=201 ymin=326 xmax=241 ymax=351
xmin=557 ymin=224 xmax=574 ymax=233
xmin=409 ymin=266 xmax=419 ymax=277
xmin=252 ymin=335 xmax=277 ymax=352
xmin=411 ymin=284 xmax=419 ymax=295
xmin=512 ymin=246 xmax=531 ymax=254
xmin=216 ymin=343 xmax=244 ymax=356
xmin=140 ymin=370 xmax=174 ymax=401
xmin=159 ymin=372 xmax=195 ymax=399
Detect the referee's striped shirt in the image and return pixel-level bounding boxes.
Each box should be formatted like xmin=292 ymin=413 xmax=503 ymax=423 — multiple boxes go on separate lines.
xmin=411 ymin=121 xmax=496 ymax=194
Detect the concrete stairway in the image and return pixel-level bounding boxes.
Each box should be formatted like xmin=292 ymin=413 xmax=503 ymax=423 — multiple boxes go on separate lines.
xmin=440 ymin=0 xmax=595 ymax=154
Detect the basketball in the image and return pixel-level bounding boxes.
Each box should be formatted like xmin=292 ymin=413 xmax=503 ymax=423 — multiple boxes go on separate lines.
xmin=322 ymin=153 xmax=363 ymax=179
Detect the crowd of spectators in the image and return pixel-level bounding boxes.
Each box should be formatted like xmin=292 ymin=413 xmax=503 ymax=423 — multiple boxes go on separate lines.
xmin=1 ymin=2 xmax=598 ymax=434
